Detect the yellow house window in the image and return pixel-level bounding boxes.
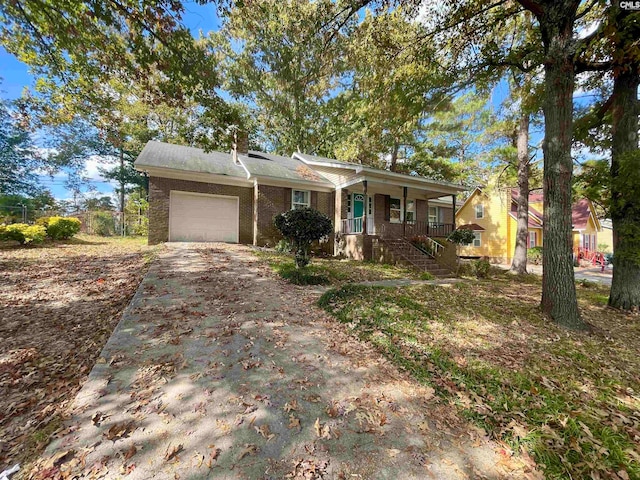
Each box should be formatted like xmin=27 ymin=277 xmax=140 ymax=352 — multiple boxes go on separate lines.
xmin=473 ymin=232 xmax=482 ymax=247
xmin=529 ymin=231 xmax=537 ymax=248
xmin=475 ymin=204 xmax=484 ymax=219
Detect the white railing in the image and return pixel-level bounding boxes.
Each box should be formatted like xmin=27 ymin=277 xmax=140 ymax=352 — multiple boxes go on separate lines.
xmin=421 ymin=236 xmax=445 ymax=258
xmin=340 ymin=217 xmax=375 ymax=235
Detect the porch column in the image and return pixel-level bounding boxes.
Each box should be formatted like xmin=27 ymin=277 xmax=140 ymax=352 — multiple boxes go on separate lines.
xmin=335 ymin=187 xmax=342 ymax=233
xmin=452 ymin=194 xmax=457 ymax=229
xmin=362 ymin=180 xmax=368 ymax=236
xmin=402 ymin=186 xmax=408 ymax=237
xmin=426 ymin=197 xmax=430 ymax=236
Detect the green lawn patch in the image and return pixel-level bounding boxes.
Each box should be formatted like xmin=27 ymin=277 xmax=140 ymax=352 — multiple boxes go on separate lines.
xmin=318 ymin=276 xmax=640 ymax=479
xmin=255 ymin=250 xmax=422 ymax=286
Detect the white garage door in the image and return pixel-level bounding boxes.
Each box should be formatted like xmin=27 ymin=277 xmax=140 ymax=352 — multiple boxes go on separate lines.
xmin=169 ymin=191 xmax=239 ymax=243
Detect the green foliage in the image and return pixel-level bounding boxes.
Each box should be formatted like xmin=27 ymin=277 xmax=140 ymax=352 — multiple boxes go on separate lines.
xmin=419 ymin=271 xmax=435 ymax=281
xmin=410 ymin=235 xmax=435 ymax=256
xmin=275 ymin=239 xmax=292 ymax=254
xmin=447 ymin=228 xmax=476 ymax=245
xmin=46 ymin=216 xmax=81 ymax=240
xmin=0 ymin=97 xmax=49 ymax=195
xmin=527 ymin=246 xmax=543 ymax=265
xmin=472 ymin=259 xmax=491 ymax=279
xmin=318 ymin=279 xmax=640 ymax=479
xmin=273 ymin=208 xmax=332 ymax=268
xmin=1 ymin=223 xmax=46 ymax=244
xmin=217 ymin=0 xmax=349 ymax=154
xmin=597 ymin=243 xmax=610 ymax=253
xmin=92 ymin=212 xmax=116 ymax=237
xmin=277 ymin=263 xmax=330 ymax=286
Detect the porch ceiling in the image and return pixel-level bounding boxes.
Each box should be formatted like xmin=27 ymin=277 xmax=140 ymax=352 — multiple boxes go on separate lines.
xmin=345 ymin=181 xmax=456 ymax=202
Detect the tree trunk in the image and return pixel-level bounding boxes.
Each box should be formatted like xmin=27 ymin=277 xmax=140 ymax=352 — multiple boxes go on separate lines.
xmin=609 ymin=69 xmax=640 ymax=310
xmin=537 ymin=3 xmax=585 ymax=329
xmin=510 ymin=112 xmax=530 ymax=275
xmin=119 ymin=146 xmax=125 ymax=236
xmin=389 ymin=143 xmax=399 ymax=172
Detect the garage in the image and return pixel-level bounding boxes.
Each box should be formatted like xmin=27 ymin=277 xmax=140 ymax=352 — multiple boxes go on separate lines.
xmin=169 ymin=191 xmax=239 ymax=242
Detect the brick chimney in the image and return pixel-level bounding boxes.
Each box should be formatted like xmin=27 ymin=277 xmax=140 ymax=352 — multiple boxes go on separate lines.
xmin=232 ymin=130 xmax=249 ymax=165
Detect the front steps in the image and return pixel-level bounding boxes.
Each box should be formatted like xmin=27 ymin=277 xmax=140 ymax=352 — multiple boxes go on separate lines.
xmin=381 ymin=238 xmax=452 ymax=277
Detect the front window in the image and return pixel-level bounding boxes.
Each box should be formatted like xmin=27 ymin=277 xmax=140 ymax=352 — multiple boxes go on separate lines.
xmin=529 ymin=231 xmax=537 ymax=248
xmin=475 ymin=204 xmax=484 ymax=219
xmin=390 ymin=197 xmax=402 ymax=223
xmin=292 ymin=190 xmax=310 ymax=209
xmin=473 ymin=232 xmax=482 ymax=247
xmin=428 ymin=206 xmax=439 ymax=224
xmin=406 ymin=200 xmax=415 ymax=223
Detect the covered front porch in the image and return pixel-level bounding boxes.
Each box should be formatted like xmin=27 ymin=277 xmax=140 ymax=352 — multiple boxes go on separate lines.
xmin=333 ymin=176 xmax=462 ymax=259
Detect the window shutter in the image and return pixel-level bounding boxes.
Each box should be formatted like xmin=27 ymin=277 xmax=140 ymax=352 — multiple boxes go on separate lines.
xmin=311 ymin=191 xmax=318 ymax=210
xmin=284 ymin=188 xmax=292 ymax=210
xmin=384 ymin=195 xmax=390 ymax=221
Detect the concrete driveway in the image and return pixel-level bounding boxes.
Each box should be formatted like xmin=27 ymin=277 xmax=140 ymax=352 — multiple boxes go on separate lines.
xmin=32 ymin=244 xmax=534 ymax=479
xmin=513 ymin=264 xmax=613 ymax=286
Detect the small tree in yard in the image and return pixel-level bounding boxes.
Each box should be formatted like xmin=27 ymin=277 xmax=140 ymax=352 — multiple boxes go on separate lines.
xmin=274 ymin=208 xmax=332 ymax=268
xmin=447 ymin=228 xmax=475 ymax=246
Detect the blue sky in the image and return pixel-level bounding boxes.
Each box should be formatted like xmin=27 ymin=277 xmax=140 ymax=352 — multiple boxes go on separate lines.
xmin=0 ymin=2 xmax=221 ymax=202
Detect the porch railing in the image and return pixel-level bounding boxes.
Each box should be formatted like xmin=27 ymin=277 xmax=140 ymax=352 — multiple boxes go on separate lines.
xmin=378 ymin=221 xmax=455 ymax=239
xmin=339 ymin=218 xmax=455 ymax=238
xmin=340 ymin=217 xmax=375 ymax=235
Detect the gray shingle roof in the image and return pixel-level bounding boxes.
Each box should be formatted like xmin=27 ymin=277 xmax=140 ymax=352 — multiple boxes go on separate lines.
xmin=240 ymin=151 xmax=332 ymax=185
xmin=134 ymin=141 xmax=248 ymax=178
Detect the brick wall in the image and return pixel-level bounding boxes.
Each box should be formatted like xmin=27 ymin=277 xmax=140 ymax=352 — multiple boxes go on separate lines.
xmin=416 ymin=199 xmax=427 ymax=223
xmin=256 ymin=185 xmax=334 ymax=248
xmin=148 ymin=177 xmax=254 ymax=245
xmin=256 ymin=185 xmax=289 ymax=246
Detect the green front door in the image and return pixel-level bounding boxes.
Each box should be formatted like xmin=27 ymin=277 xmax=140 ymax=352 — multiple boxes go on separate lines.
xmin=353 ymin=194 xmax=364 ymax=218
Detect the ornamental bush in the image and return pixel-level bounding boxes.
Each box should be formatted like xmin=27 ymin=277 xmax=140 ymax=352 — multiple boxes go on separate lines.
xmin=274 ymin=208 xmax=333 ymax=268
xmin=1 ymin=223 xmax=47 ymax=244
xmin=46 ymin=216 xmax=81 ymax=240
xmin=473 ymin=259 xmax=491 ymax=279
xmin=447 ymin=228 xmax=476 ymax=245
xmin=527 ymin=246 xmax=543 ymax=265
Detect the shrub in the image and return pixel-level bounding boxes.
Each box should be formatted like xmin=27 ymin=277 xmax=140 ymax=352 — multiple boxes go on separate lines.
xmin=1 ymin=223 xmax=47 ymax=244
xmin=597 ymin=243 xmax=610 ymax=253
xmin=411 ymin=235 xmax=435 ymax=256
xmin=35 ymin=217 xmax=50 ymax=227
xmin=473 ymin=259 xmax=491 ymax=279
xmin=279 ymin=264 xmax=330 ymax=285
xmin=447 ymin=228 xmax=476 ymax=245
xmin=46 ymin=216 xmax=81 ymax=240
xmin=93 ymin=212 xmax=116 ymax=236
xmin=420 ymin=271 xmax=435 ymax=280
xmin=274 ymin=208 xmax=333 ymax=268
xmin=527 ymin=246 xmax=543 ymax=265
xmin=275 ymin=238 xmax=292 ymax=254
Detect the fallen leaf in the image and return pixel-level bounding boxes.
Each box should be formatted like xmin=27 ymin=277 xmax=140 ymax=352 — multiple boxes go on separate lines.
xmin=122 ymin=445 xmax=137 ymax=462
xmin=238 ymin=444 xmax=257 ymax=460
xmin=105 ymin=421 xmax=136 ymax=441
xmin=288 ymin=414 xmax=301 ymax=430
xmin=164 ymin=443 xmax=184 ymax=462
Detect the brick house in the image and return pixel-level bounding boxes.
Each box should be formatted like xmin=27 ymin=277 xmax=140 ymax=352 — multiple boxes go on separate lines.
xmin=135 ymin=139 xmax=465 ymax=260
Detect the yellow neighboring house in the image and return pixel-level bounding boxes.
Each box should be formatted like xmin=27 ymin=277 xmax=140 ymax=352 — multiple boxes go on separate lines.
xmin=455 ymin=187 xmax=602 ymax=264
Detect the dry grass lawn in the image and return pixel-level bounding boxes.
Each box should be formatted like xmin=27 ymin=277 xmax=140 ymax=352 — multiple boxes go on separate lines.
xmin=0 ymin=235 xmax=159 ymax=474
xmin=319 ymin=272 xmax=640 ymax=479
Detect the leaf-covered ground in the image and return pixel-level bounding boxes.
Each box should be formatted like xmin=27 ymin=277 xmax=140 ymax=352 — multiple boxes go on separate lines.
xmin=27 ymin=244 xmax=532 ymax=479
xmin=0 ymin=235 xmax=159 ymax=474
xmin=319 ymin=273 xmax=640 ymax=479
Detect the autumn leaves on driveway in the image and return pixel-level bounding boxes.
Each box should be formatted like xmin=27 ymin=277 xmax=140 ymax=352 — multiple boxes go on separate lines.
xmin=30 ymin=244 xmax=531 ymax=479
